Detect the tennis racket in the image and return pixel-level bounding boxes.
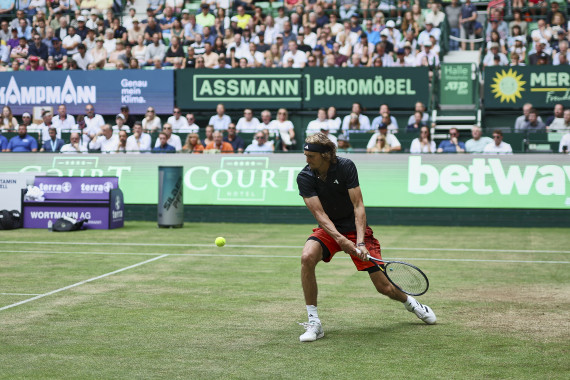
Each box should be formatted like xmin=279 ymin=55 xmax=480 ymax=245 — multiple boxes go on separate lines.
xmin=362 ymin=251 xmax=430 ymax=296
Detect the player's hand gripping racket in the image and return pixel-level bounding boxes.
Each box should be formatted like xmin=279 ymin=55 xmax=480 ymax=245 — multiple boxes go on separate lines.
xmin=357 ymin=249 xmax=430 ymax=296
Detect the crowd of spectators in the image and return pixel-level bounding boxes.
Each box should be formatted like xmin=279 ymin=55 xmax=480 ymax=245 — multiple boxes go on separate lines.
xmin=0 ymin=0 xmax=564 ymax=72
xmin=2 ymin=99 xmax=568 ymax=154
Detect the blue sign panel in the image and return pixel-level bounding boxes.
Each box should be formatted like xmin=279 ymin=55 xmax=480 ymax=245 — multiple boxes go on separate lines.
xmin=0 ymin=70 xmax=174 ymax=115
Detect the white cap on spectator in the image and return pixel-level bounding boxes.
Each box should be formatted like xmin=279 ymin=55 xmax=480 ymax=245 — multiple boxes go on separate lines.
xmin=514 ymin=35 xmax=525 ymax=43
xmin=181 ymin=9 xmax=189 ymax=14
xmin=230 ymin=16 xmax=239 ymax=22
xmin=424 ymin=40 xmax=432 ymax=47
xmin=380 ymin=29 xmax=390 ymax=36
xmin=22 ymin=112 xmax=31 ymax=118
xmin=539 ymin=38 xmax=548 ymax=45
xmin=132 ymin=17 xmax=139 ymax=23
xmin=77 ymin=16 xmax=86 ymax=22
xmin=90 ymin=9 xmax=98 ymax=15
xmin=320 ymin=125 xmax=329 ymax=131
xmin=81 ymin=10 xmax=89 ymax=16
xmin=386 ymin=20 xmax=395 ymax=28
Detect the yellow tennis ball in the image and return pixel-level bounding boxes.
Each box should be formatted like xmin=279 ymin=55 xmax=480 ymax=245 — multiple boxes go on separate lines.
xmin=215 ymin=237 xmax=226 ymax=247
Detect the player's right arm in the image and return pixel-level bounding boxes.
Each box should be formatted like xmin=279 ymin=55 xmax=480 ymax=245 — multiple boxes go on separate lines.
xmin=303 ymin=196 xmax=360 ymax=257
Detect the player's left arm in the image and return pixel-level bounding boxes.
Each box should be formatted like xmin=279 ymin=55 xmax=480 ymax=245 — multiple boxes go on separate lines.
xmin=348 ymin=186 xmax=368 ymax=257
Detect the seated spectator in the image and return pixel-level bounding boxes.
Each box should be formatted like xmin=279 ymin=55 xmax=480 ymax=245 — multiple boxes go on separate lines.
xmin=483 ymin=42 xmax=508 ymax=67
xmin=437 ymin=128 xmax=465 ymax=153
xmin=407 ymin=102 xmax=429 ymax=126
xmin=49 ymin=36 xmax=67 ymax=68
xmin=208 ymin=103 xmax=232 ymax=131
xmin=326 ymin=106 xmax=341 ymax=132
xmin=528 ymin=39 xmax=550 ymax=65
xmin=126 ymin=121 xmax=152 ymax=153
xmin=91 ymin=36 xmax=108 ymax=68
xmin=407 ymin=111 xmax=426 ymax=133
xmin=89 ymin=124 xmax=119 ymax=153
xmin=366 ymin=124 xmax=402 ymax=152
xmin=418 ymin=21 xmax=441 ymax=47
xmin=306 ymin=108 xmax=330 ymax=135
xmin=62 ymin=26 xmax=81 ymax=56
xmin=25 ymin=55 xmax=44 ymax=71
xmin=38 ymin=110 xmax=57 ymax=142
xmin=336 ymin=134 xmax=352 ymax=153
xmin=515 ymin=103 xmax=542 ymax=132
xmin=341 ymin=102 xmax=371 ymax=131
xmin=112 ymin=114 xmax=130 ymax=133
xmin=40 ymin=127 xmax=65 ymax=152
xmin=28 ymin=34 xmax=49 ymax=63
xmin=545 ymin=104 xmax=564 ymax=128
xmin=152 ymin=132 xmax=176 ymax=153
xmin=205 ymin=131 xmax=234 ymax=153
xmin=372 ymin=104 xmax=399 ymax=132
xmin=1 ymin=106 xmax=18 ymax=132
xmin=164 ymin=35 xmax=184 ymax=65
xmin=410 ymin=126 xmax=436 ymax=153
xmin=182 ymin=133 xmax=204 ymax=153
xmin=559 ymin=130 xmax=570 ymax=153
xmin=483 ymin=129 xmax=512 ymax=154
xmin=166 ymin=107 xmax=189 ymax=132
xmin=83 ymin=104 xmax=105 ymax=143
xmin=223 ymin=123 xmax=245 ymax=153
xmin=235 ymin=108 xmax=260 ymax=133
xmin=183 ymin=113 xmax=199 ymax=133
xmin=145 ymin=33 xmax=165 ymax=66
xmin=270 ymin=108 xmax=296 ymax=151
xmin=10 ymin=37 xmax=29 ymax=64
xmin=368 ymin=134 xmax=392 ymax=153
xmin=553 ymin=41 xmax=569 ymax=66
xmin=60 ymin=132 xmax=88 ymax=154
xmin=120 ymin=105 xmax=136 ymax=129
xmin=142 ymin=106 xmax=161 ymax=133
xmin=245 ymin=131 xmax=274 ymax=153
xmin=522 ymin=108 xmax=546 ymax=132
xmin=128 ymin=17 xmax=144 ymax=46
xmin=202 ymin=124 xmax=214 ymax=147
xmin=153 ymin=123 xmax=181 ymax=152
xmin=114 ymin=131 xmax=129 ymax=153
xmin=6 ymin=125 xmax=38 ymax=152
xmin=415 ymin=41 xmax=440 ymax=68
xmin=550 ymin=109 xmax=570 ymax=133
xmin=73 ymin=43 xmax=93 ymax=70
xmin=465 ymin=126 xmax=493 ymax=153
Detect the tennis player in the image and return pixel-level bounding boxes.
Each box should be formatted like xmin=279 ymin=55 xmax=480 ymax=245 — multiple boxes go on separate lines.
xmin=296 ymin=133 xmax=436 ymax=342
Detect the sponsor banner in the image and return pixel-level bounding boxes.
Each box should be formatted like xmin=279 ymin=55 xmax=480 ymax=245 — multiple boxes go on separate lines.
xmin=484 ymin=66 xmax=570 ymax=109
xmin=303 ymin=67 xmax=430 ymax=109
xmin=439 ymin=63 xmax=474 ymax=105
xmin=0 ymin=70 xmax=174 ymax=115
xmin=23 ymin=205 xmax=111 ymax=229
xmin=176 ymin=67 xmax=430 ymax=110
xmin=0 ymin=172 xmax=40 ymax=212
xmin=0 ymin=154 xmax=568 ymax=209
xmin=33 ymin=176 xmax=119 ymax=200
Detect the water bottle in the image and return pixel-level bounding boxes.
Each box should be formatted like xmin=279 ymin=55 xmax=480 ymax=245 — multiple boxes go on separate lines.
xmin=47 ymin=220 xmax=53 ymax=231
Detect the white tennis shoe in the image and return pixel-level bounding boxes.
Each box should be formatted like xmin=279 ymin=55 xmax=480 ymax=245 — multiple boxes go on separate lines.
xmin=298 ymin=321 xmax=324 ymax=342
xmin=406 ymin=301 xmax=437 ymax=325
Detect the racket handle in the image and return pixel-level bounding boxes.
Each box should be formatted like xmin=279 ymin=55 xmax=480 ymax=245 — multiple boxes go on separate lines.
xmin=356 ymin=249 xmax=373 ymax=261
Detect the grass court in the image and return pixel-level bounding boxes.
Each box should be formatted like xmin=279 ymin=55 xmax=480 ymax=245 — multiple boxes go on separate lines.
xmin=1 ymin=222 xmax=569 ymax=379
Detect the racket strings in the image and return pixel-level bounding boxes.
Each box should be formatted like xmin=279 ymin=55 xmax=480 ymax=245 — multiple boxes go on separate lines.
xmin=385 ymin=262 xmax=428 ymax=295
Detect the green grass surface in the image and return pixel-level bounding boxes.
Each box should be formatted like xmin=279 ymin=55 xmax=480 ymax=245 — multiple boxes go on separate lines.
xmin=1 ymin=222 xmax=569 ymax=379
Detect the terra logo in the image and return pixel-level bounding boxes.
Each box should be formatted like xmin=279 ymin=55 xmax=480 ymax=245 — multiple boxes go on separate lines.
xmin=61 ymin=181 xmax=72 ymax=192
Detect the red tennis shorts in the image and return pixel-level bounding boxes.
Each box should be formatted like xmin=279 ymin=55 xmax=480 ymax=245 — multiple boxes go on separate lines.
xmin=307 ymin=226 xmax=383 ymax=272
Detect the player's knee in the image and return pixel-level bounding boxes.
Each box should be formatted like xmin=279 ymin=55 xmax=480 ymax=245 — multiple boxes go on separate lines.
xmin=374 ymin=282 xmax=396 ymax=296
xmin=301 ymin=247 xmax=321 ymax=268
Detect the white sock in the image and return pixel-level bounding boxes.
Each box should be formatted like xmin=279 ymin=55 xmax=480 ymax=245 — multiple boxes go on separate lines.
xmin=404 ymin=296 xmax=419 ymax=312
xmin=306 ymin=305 xmax=320 ymax=324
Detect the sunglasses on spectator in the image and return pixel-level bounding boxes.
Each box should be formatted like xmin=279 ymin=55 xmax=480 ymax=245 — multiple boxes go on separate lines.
xmin=228 ymin=127 xmax=236 ymax=130
xmin=173 ymin=110 xmax=180 ymax=113
xmin=255 ymin=136 xmax=266 ymax=140
xmin=450 ymin=132 xmax=458 ymax=136
xmin=493 ymin=135 xmax=501 ymax=139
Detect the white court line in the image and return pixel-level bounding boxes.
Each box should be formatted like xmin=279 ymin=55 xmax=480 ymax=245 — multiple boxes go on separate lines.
xmin=0 ymin=249 xmax=568 ymax=265
xmin=1 ymin=241 xmax=569 ymax=254
xmin=0 ymin=254 xmax=168 ymax=312
xmin=0 ymin=293 xmax=42 ymax=296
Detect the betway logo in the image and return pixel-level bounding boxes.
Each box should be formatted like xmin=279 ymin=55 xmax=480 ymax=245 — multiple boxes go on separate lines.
xmin=0 ymin=75 xmax=96 ymax=105
xmin=408 ymin=157 xmax=570 ymax=195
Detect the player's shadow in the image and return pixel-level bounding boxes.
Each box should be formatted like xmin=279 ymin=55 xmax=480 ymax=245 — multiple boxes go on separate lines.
xmin=326 ymin=321 xmax=440 ymax=341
